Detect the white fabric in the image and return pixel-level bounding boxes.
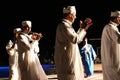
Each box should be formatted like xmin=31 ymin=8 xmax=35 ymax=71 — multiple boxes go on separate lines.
xmin=54 ymin=19 xmax=86 ymax=80
xmin=101 ymin=21 xmax=120 ymax=80
xmin=22 ymin=20 xmax=32 ymax=27
xmin=111 ymin=11 xmax=120 ymax=17
xmin=17 ymin=32 xmax=48 ymax=80
xmin=63 ymin=6 xmax=76 ymax=14
xmin=6 ymin=40 xmax=21 ymax=80
xmin=13 ymin=28 xmax=21 ymax=34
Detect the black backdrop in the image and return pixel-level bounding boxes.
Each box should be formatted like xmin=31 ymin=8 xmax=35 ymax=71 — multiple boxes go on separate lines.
xmin=0 ymin=0 xmax=119 ymax=65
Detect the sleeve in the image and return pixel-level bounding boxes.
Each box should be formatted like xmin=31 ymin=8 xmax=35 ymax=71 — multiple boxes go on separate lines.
xmin=77 ymin=28 xmax=87 ymax=43
xmin=18 ymin=34 xmax=31 ymax=50
xmin=6 ymin=40 xmax=13 ymax=50
xmin=6 ymin=40 xmax=16 ymax=56
xmin=62 ymin=23 xmax=86 ymax=44
xmin=31 ymin=41 xmax=40 ymax=54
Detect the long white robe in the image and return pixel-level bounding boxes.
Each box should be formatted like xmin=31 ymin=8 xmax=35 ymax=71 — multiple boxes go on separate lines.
xmin=54 ymin=19 xmax=86 ymax=80
xmin=6 ymin=40 xmax=21 ymax=80
xmin=27 ymin=41 xmax=48 ymax=80
xmin=17 ymin=32 xmax=48 ymax=80
xmin=101 ymin=21 xmax=120 ymax=80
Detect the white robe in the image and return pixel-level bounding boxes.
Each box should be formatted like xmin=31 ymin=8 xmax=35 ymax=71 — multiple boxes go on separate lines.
xmin=6 ymin=40 xmax=21 ymax=80
xmin=17 ymin=32 xmax=48 ymax=80
xmin=54 ymin=19 xmax=86 ymax=80
xmin=101 ymin=21 xmax=120 ymax=80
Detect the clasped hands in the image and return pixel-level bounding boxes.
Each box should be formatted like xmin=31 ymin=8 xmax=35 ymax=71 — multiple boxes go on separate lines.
xmin=79 ymin=18 xmax=93 ymax=31
xmin=31 ymin=32 xmax=43 ymax=41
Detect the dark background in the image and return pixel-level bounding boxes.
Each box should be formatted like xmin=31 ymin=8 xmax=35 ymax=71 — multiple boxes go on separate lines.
xmin=0 ymin=0 xmax=120 ymax=65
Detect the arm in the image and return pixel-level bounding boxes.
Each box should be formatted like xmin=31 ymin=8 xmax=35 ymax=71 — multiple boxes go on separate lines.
xmin=61 ymin=23 xmax=86 ymax=44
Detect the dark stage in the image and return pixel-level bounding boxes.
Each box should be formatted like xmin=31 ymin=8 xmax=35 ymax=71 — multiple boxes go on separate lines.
xmin=0 ymin=0 xmax=119 ymax=66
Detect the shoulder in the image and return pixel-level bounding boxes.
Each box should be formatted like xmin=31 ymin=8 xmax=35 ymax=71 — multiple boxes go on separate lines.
xmin=103 ymin=23 xmax=112 ymax=30
xmin=19 ymin=32 xmax=27 ymax=38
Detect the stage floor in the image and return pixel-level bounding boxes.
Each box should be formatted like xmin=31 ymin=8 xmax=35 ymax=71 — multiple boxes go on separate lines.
xmin=48 ymin=63 xmax=103 ymax=80
xmin=0 ymin=64 xmax=103 ymax=80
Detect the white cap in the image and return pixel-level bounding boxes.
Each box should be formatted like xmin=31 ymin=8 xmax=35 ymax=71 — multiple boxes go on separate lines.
xmin=13 ymin=28 xmax=21 ymax=33
xmin=63 ymin=6 xmax=76 ymax=14
xmin=22 ymin=20 xmax=32 ymax=27
xmin=111 ymin=11 xmax=120 ymax=17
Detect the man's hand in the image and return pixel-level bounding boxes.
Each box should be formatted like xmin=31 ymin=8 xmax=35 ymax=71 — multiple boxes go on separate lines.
xmin=80 ymin=18 xmax=93 ymax=31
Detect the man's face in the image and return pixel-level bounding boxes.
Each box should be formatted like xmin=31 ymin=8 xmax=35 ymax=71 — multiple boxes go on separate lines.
xmin=117 ymin=17 xmax=120 ymax=24
xmin=23 ymin=26 xmax=31 ymax=34
xmin=70 ymin=12 xmax=76 ymax=23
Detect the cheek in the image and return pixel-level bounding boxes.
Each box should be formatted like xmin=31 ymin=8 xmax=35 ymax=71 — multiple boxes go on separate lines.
xmin=118 ymin=19 xmax=120 ymax=24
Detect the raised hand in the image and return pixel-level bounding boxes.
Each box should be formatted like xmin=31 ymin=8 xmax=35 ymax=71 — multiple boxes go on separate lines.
xmin=31 ymin=32 xmax=43 ymax=41
xmin=80 ymin=18 xmax=93 ymax=31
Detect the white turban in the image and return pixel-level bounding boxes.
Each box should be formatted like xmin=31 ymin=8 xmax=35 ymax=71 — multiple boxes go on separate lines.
xmin=22 ymin=20 xmax=32 ymax=27
xmin=111 ymin=11 xmax=120 ymax=17
xmin=63 ymin=6 xmax=76 ymax=14
xmin=13 ymin=28 xmax=21 ymax=33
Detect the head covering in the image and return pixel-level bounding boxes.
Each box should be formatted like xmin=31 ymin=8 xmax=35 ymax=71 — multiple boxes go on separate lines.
xmin=111 ymin=11 xmax=120 ymax=17
xmin=63 ymin=6 xmax=76 ymax=14
xmin=22 ymin=20 xmax=32 ymax=27
xmin=13 ymin=28 xmax=21 ymax=33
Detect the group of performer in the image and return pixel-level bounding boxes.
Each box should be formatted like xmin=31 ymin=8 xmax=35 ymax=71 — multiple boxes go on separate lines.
xmin=6 ymin=20 xmax=48 ymax=80
xmin=6 ymin=5 xmax=120 ymax=80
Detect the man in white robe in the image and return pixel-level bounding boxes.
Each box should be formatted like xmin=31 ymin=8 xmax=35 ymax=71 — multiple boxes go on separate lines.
xmin=6 ymin=28 xmax=21 ymax=80
xmin=17 ymin=20 xmax=48 ymax=80
xmin=101 ymin=10 xmax=120 ymax=80
xmin=54 ymin=6 xmax=93 ymax=80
